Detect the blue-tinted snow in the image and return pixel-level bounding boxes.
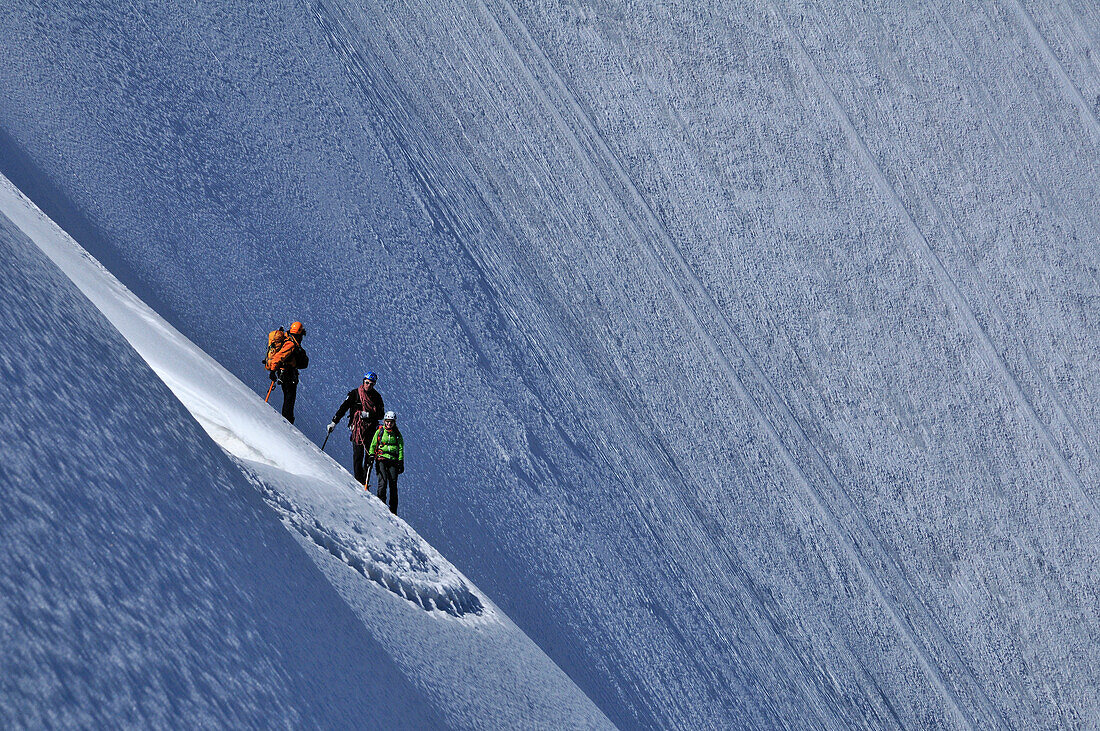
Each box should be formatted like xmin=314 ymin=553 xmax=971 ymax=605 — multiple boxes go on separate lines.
xmin=0 ymin=207 xmax=444 ymax=728
xmin=0 ymin=178 xmax=610 ymax=728
xmin=3 ymin=0 xmax=1100 ymax=728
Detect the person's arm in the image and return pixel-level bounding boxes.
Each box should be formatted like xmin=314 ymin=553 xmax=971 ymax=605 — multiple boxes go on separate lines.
xmin=332 ymin=392 xmax=355 ymax=424
xmin=397 ymin=436 xmax=404 ymax=461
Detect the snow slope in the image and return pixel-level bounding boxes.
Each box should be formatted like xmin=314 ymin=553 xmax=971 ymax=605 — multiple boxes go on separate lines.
xmin=0 ymin=194 xmax=440 ymax=728
xmin=0 ymin=176 xmax=610 ymax=728
xmin=4 ymin=0 xmax=1100 ymax=728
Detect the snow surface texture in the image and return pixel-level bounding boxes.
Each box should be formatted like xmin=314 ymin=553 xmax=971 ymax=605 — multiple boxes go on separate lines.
xmin=0 ymin=178 xmax=611 ymax=729
xmin=2 ymin=176 xmax=485 ymax=619
xmin=3 ymin=0 xmax=1100 ymax=728
xmin=0 ymin=195 xmax=442 ymax=728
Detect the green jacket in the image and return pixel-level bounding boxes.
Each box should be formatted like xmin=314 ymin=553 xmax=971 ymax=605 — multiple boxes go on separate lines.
xmin=370 ymin=425 xmax=404 ymax=461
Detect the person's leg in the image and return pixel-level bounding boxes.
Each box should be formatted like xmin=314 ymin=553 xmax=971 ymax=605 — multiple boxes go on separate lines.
xmin=377 ymin=462 xmax=398 ymax=514
xmin=352 ymin=442 xmax=367 ymax=483
xmin=280 ymin=379 xmax=297 ymax=423
xmin=376 ymin=461 xmax=389 ymax=505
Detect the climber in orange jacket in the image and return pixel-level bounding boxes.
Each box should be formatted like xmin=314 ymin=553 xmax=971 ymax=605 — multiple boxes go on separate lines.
xmin=268 ymin=321 xmax=309 ymax=423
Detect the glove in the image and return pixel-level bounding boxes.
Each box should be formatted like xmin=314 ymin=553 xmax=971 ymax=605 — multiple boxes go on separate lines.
xmin=397 ymin=460 xmax=404 ymax=474
xmin=269 ymin=369 xmax=278 ymax=382
xmin=326 ymin=421 xmax=336 ymax=433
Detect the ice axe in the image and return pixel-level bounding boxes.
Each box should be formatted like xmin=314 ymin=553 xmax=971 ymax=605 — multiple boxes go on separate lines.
xmin=364 ymin=457 xmax=375 ymax=492
xmin=321 ymin=430 xmax=331 ymax=451
xmin=264 ymin=368 xmax=284 ymax=402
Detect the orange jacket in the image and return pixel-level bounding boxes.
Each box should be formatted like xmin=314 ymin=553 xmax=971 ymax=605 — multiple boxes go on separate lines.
xmin=270 ymin=332 xmax=307 ymax=371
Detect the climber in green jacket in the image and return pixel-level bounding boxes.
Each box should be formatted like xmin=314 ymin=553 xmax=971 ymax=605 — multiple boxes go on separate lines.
xmin=370 ymin=410 xmax=404 ymax=514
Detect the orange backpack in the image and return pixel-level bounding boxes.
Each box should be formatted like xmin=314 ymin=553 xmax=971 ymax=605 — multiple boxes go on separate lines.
xmin=263 ymin=327 xmax=287 ymax=371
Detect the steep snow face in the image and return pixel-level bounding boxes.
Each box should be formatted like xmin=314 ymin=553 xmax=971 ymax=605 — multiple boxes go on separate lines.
xmin=0 ymin=199 xmax=444 ymax=729
xmin=0 ymin=177 xmax=611 ymax=729
xmin=4 ymin=0 xmax=1100 ymax=728
xmin=4 ymin=176 xmax=487 ymax=618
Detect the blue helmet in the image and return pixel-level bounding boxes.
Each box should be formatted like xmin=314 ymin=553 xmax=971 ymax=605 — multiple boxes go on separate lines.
xmin=363 ymin=372 xmax=378 ymax=383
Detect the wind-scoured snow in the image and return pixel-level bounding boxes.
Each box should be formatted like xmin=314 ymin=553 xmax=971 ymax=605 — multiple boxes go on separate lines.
xmin=4 ymin=0 xmax=1100 ymax=728
xmin=0 ymin=176 xmax=611 ymax=729
xmin=1 ymin=175 xmax=485 ymax=619
xmin=0 ymin=194 xmax=443 ymax=729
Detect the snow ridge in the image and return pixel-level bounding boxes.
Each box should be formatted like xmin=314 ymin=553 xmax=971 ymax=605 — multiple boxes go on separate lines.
xmin=239 ymin=462 xmax=484 ymax=617
xmin=0 ymin=174 xmax=489 ymax=623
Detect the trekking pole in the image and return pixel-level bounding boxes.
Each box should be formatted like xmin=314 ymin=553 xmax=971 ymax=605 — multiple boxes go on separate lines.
xmin=264 ymin=380 xmax=276 ymax=403
xmin=321 ymin=430 xmax=331 ymax=451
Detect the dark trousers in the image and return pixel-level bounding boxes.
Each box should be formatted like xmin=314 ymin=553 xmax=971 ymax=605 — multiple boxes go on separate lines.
xmin=280 ymin=379 xmax=297 ymax=423
xmin=376 ymin=460 xmax=399 ymax=514
xmin=352 ymin=443 xmax=373 ymax=484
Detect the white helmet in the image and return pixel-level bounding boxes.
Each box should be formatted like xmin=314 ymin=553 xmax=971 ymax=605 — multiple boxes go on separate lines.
xmin=383 ymin=411 xmax=396 ymax=421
